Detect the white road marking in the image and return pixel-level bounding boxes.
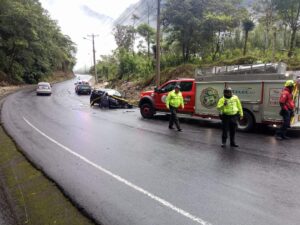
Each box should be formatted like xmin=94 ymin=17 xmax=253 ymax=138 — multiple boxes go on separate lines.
xmin=23 ymin=117 xmax=212 ymax=225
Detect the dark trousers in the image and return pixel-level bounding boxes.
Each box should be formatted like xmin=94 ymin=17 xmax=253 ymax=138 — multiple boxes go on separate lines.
xmin=169 ymin=106 xmax=180 ymax=129
xmin=276 ymin=110 xmax=292 ymax=137
xmin=221 ymin=114 xmax=238 ymax=144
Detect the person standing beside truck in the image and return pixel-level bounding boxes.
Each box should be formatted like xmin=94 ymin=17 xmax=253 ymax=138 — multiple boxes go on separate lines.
xmin=166 ymin=85 xmax=184 ymax=131
xmin=275 ymin=80 xmax=295 ymax=140
xmin=217 ymin=87 xmax=243 ymax=147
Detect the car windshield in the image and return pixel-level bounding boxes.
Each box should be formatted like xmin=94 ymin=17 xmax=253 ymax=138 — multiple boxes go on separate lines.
xmin=106 ymin=89 xmax=121 ymax=97
xmin=79 ymin=85 xmax=90 ymax=89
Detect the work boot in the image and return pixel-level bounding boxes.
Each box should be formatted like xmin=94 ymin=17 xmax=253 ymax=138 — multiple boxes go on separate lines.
xmin=275 ymin=135 xmax=283 ymax=140
xmin=230 ymin=143 xmax=239 ymax=147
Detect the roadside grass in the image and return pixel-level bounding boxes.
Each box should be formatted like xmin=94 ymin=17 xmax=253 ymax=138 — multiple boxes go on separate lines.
xmin=0 ymin=125 xmax=96 ymax=225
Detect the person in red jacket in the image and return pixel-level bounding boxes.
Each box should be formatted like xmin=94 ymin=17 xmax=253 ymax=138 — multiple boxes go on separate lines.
xmin=275 ymin=80 xmax=295 ymax=140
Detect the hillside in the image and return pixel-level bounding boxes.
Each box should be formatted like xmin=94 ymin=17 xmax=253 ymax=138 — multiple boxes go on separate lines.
xmin=94 ymin=64 xmax=196 ymax=104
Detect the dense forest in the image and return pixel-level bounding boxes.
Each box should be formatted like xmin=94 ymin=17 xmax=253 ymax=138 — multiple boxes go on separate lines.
xmin=0 ymin=0 xmax=76 ymax=84
xmin=95 ymin=0 xmax=300 ymax=83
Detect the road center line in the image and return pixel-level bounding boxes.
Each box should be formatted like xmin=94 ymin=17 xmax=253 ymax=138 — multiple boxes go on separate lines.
xmin=23 ymin=117 xmax=212 ymax=225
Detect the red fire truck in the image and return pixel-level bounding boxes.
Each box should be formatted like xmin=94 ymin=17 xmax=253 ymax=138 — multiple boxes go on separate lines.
xmin=139 ymin=63 xmax=300 ymax=131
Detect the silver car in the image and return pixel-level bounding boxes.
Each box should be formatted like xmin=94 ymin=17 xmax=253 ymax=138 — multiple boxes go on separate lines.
xmin=36 ymin=82 xmax=52 ymax=96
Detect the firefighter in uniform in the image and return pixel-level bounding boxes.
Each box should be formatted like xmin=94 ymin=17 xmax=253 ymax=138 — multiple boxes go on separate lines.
xmin=275 ymin=80 xmax=295 ymax=140
xmin=217 ymin=87 xmax=243 ymax=147
xmin=166 ymin=85 xmax=184 ymax=131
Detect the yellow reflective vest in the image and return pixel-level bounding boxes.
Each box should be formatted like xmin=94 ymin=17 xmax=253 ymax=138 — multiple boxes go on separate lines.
xmin=217 ymin=95 xmax=243 ymax=117
xmin=166 ymin=90 xmax=184 ymax=109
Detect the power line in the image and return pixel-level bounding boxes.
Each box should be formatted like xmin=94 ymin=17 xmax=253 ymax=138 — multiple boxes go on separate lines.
xmin=122 ymin=0 xmax=156 ymax=27
xmin=115 ymin=0 xmax=144 ymax=25
xmin=115 ymin=0 xmax=157 ymax=26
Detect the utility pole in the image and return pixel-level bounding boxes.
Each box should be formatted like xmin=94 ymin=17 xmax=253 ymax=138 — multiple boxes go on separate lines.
xmin=147 ymin=2 xmax=151 ymax=58
xmin=155 ymin=0 xmax=161 ymax=87
xmin=85 ymin=34 xmax=99 ymax=83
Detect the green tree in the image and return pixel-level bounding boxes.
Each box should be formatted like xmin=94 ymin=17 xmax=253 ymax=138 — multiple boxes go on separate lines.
xmin=163 ymin=0 xmax=245 ymax=62
xmin=203 ymin=0 xmax=245 ymax=60
xmin=113 ymin=25 xmax=136 ymax=51
xmin=137 ymin=23 xmax=155 ymax=58
xmin=0 ymin=0 xmax=76 ymax=83
xmin=163 ymin=0 xmax=206 ymax=62
xmin=273 ymin=0 xmax=300 ymax=57
xmin=253 ymin=0 xmax=277 ymax=52
xmin=242 ymin=19 xmax=255 ymax=55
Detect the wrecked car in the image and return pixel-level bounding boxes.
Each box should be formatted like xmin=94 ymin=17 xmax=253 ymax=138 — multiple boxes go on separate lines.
xmin=90 ymin=88 xmax=133 ymax=109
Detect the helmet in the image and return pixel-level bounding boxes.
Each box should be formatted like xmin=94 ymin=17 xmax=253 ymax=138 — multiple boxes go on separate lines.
xmin=174 ymin=84 xmax=181 ymax=89
xmin=223 ymin=87 xmax=232 ymax=93
xmin=284 ymin=80 xmax=295 ymax=87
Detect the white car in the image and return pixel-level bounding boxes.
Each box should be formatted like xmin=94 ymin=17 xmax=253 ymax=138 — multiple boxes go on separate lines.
xmin=36 ymin=82 xmax=52 ymax=96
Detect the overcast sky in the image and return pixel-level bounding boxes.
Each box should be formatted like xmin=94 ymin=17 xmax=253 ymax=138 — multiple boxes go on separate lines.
xmin=39 ymin=0 xmax=139 ymax=70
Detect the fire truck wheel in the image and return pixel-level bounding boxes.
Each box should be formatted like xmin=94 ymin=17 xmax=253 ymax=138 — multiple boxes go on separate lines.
xmin=237 ymin=110 xmax=255 ymax=132
xmin=140 ymin=103 xmax=154 ymax=118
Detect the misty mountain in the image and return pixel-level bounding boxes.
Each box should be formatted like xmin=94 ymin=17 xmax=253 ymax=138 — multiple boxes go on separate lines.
xmin=114 ymin=0 xmax=157 ymax=26
xmin=81 ymin=5 xmax=114 ymax=25
xmin=114 ymin=0 xmax=256 ymax=27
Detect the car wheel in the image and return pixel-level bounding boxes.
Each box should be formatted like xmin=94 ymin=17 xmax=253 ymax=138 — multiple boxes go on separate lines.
xmin=140 ymin=103 xmax=154 ymax=118
xmin=237 ymin=110 xmax=255 ymax=132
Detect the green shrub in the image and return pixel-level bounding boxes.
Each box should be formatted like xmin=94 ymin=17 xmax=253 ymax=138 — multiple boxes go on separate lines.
xmin=117 ymin=50 xmax=153 ymax=80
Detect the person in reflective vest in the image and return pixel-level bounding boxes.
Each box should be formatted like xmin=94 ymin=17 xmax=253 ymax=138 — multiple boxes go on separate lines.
xmin=166 ymin=85 xmax=184 ymax=132
xmin=217 ymin=87 xmax=243 ymax=147
xmin=275 ymin=80 xmax=295 ymax=140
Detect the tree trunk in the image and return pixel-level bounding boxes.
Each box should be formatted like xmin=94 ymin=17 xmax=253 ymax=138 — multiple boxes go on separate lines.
xmin=288 ymin=28 xmax=297 ymax=57
xmin=283 ymin=24 xmax=287 ymax=49
xmin=182 ymin=43 xmax=185 ymax=62
xmin=147 ymin=32 xmax=150 ymax=58
xmin=243 ymin=31 xmax=249 ymax=56
xmin=272 ymin=29 xmax=277 ymax=63
xmin=213 ymin=31 xmax=221 ymax=61
xmin=264 ymin=29 xmax=269 ymax=53
xmin=8 ymin=45 xmax=17 ymax=73
xmin=288 ymin=2 xmax=300 ymax=57
xmin=185 ymin=45 xmax=190 ymax=62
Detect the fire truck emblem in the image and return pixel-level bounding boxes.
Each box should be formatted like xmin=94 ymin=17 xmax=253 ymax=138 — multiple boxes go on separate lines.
xmin=200 ymin=87 xmax=219 ymax=109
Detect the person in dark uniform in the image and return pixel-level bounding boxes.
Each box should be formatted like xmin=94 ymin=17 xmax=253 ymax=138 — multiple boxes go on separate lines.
xmin=217 ymin=87 xmax=243 ymax=147
xmin=166 ymin=85 xmax=184 ymax=132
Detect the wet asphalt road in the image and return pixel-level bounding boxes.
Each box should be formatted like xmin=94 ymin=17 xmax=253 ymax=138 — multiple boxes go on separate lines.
xmin=2 ymin=75 xmax=300 ymax=225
